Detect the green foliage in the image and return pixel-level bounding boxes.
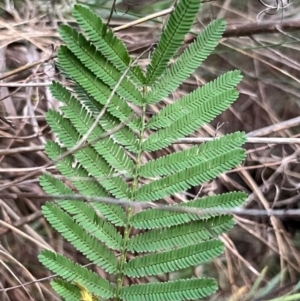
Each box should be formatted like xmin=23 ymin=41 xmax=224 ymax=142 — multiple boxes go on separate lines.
xmin=120 ymin=278 xmax=217 ymax=301
xmin=51 ymin=280 xmax=81 ymax=301
xmin=131 ymin=192 xmax=246 ymax=229
xmin=127 ymin=216 xmax=235 ymax=252
xmin=145 ymin=18 xmax=228 ymax=104
xmin=38 ymin=1 xmax=247 ymax=300
xmin=145 ymin=0 xmax=201 ymax=84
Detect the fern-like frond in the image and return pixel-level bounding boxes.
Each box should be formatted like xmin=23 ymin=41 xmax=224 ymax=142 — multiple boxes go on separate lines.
xmin=124 ymin=239 xmax=223 ymax=277
xmin=39 ymin=3 xmax=248 ymax=301
xmin=46 ymin=110 xmax=130 ymax=199
xmin=144 ymin=89 xmax=239 ymax=152
xmin=145 ymin=19 xmax=226 ymax=104
xmin=127 ymin=215 xmax=234 ymax=253
xmin=145 ymin=0 xmax=201 ymax=84
xmin=140 ymin=132 xmax=246 ymax=177
xmin=38 ymin=250 xmax=115 ymax=299
xmin=73 ymin=5 xmax=145 ymax=85
xmin=72 ymin=85 xmax=139 ymax=153
xmin=51 ymin=82 xmax=135 ymax=175
xmin=51 ymin=279 xmax=81 ymax=301
xmin=44 ymin=141 xmax=126 ymax=226
xmin=148 ymin=70 xmax=242 ymax=130
xmin=130 ymin=191 xmax=247 ymax=229
xmin=57 ymin=46 xmax=139 ymax=132
xmin=120 ymin=278 xmax=217 ymax=301
xmin=136 ymin=149 xmax=245 ymax=201
xmin=59 ymin=25 xmax=143 ymax=106
xmin=42 ymin=202 xmax=119 ymax=274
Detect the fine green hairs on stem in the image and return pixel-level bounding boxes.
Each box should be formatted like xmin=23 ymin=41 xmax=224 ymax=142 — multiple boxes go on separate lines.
xmin=38 ymin=1 xmax=247 ymax=300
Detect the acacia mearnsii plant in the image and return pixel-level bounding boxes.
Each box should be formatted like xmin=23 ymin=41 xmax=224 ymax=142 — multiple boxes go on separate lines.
xmin=38 ymin=0 xmax=247 ymax=300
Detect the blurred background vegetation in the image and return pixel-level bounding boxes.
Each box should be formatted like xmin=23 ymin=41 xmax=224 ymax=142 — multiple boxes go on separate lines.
xmin=1 ymin=0 xmax=300 ymax=300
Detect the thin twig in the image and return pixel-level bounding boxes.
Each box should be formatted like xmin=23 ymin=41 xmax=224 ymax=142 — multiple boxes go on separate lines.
xmin=0 ymin=82 xmax=52 ymax=87
xmin=176 ymin=137 xmax=300 ymax=144
xmin=1 ymin=137 xmax=299 ymax=157
xmin=3 ymin=192 xmax=300 ymax=217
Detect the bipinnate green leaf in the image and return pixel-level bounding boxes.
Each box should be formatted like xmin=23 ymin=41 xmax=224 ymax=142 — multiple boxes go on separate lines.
xmin=127 ymin=215 xmax=234 ymax=253
xmin=42 ymin=203 xmax=119 ymax=274
xmin=120 ymin=278 xmax=217 ymax=301
xmin=139 ymin=132 xmax=246 ymax=177
xmin=39 ymin=2 xmax=248 ymax=301
xmin=72 ymin=4 xmax=145 ymax=85
xmin=146 ymin=0 xmax=201 ymax=84
xmin=136 ymin=149 xmax=245 ymax=201
xmin=58 ymin=200 xmax=123 ymax=251
xmin=50 ymin=81 xmax=135 ymax=175
xmin=38 ymin=250 xmax=115 ymax=299
xmin=146 ymin=19 xmax=227 ymax=104
xmin=57 ymin=47 xmax=139 ymax=133
xmin=59 ymin=25 xmax=143 ymax=106
xmin=43 ymin=142 xmax=126 ymax=226
xmin=147 ymin=70 xmax=243 ymax=130
xmin=46 ymin=110 xmax=130 ymax=200
xmin=71 ymin=85 xmax=139 ymax=153
xmin=131 ymin=192 xmax=247 ymax=229
xmin=51 ymin=279 xmax=81 ymax=301
xmin=144 ymin=89 xmax=240 ymax=152
xmin=39 ymin=178 xmax=123 ymax=250
xmin=124 ymin=239 xmax=223 ymax=277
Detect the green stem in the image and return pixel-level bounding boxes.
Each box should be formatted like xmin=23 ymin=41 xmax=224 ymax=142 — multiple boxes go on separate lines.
xmin=115 ymin=102 xmax=147 ymax=300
